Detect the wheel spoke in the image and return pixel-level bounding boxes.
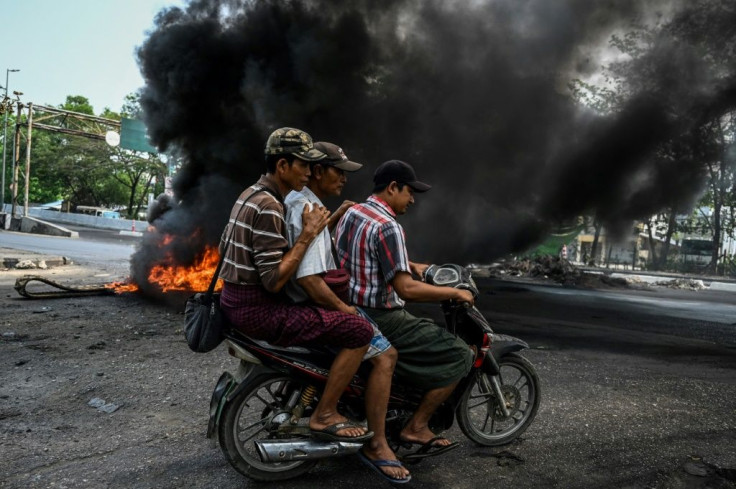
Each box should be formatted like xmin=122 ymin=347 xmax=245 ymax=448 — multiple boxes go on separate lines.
xmin=468 ymin=398 xmax=491 ymax=410
xmin=238 ymin=423 xmax=269 ymax=445
xmin=469 ymin=391 xmax=493 ymax=401
xmin=238 ymin=414 xmax=271 ymax=434
xmin=254 ymin=392 xmax=275 ymax=406
xmin=482 ymin=410 xmax=491 ymax=431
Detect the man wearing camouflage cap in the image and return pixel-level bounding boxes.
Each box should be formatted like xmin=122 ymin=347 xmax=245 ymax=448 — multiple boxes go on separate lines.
xmin=219 ymin=127 xmax=375 ymax=443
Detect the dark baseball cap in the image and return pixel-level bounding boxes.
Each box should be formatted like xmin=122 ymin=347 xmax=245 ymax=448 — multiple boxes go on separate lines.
xmin=264 ymin=127 xmax=327 ymax=162
xmin=313 ymin=142 xmax=363 ymax=172
xmin=373 ymin=160 xmax=431 ymax=192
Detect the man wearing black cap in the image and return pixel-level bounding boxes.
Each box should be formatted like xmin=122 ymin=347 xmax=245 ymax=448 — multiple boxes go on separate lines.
xmin=284 ymin=143 xmax=408 ymax=483
xmin=335 ymin=160 xmax=475 ymax=457
xmin=219 ymin=128 xmax=375 ymax=444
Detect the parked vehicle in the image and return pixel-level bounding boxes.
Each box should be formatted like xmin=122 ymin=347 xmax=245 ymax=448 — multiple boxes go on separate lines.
xmin=207 ymin=264 xmax=541 ymax=481
xmin=75 ymin=205 xmax=122 ymax=219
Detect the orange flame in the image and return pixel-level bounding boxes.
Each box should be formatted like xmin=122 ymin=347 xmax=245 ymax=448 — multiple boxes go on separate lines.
xmin=148 ymin=246 xmax=222 ymax=293
xmin=106 ymin=281 xmax=140 ymax=294
xmin=106 ymin=235 xmax=220 ymax=294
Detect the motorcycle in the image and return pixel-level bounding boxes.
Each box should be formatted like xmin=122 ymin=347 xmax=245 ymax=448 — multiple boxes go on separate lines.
xmin=206 ymin=264 xmax=540 ymax=481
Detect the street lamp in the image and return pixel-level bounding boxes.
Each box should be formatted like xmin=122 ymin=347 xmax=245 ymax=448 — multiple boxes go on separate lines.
xmin=1 ymin=68 xmax=19 ymax=209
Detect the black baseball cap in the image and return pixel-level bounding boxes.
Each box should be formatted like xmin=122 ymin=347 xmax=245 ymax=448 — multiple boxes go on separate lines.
xmin=313 ymin=142 xmax=363 ymax=172
xmin=373 ymin=160 xmax=431 ymax=192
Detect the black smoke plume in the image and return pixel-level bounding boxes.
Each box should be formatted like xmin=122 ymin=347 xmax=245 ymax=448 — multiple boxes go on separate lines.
xmin=132 ymin=0 xmax=736 ymax=292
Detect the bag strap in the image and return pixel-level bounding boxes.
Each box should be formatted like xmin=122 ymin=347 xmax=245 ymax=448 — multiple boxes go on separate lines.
xmin=329 ymin=235 xmax=340 ymax=264
xmin=205 ymin=185 xmax=278 ymax=298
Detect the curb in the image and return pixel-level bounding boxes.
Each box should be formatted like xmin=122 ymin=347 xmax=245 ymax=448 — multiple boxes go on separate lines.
xmin=119 ymin=230 xmax=143 ymax=237
xmin=2 ymin=256 xmax=72 ymax=269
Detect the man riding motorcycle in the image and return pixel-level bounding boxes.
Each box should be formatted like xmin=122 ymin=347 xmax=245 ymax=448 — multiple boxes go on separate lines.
xmin=335 ymin=160 xmax=476 ymax=462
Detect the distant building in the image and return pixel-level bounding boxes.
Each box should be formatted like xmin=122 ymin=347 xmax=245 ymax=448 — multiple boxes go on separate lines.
xmin=570 ymin=207 xmax=735 ymax=270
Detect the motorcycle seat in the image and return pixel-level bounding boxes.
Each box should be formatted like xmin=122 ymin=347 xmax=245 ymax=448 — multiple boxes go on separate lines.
xmin=226 ymin=329 xmax=331 ymax=355
xmin=250 ymin=338 xmax=312 ymax=354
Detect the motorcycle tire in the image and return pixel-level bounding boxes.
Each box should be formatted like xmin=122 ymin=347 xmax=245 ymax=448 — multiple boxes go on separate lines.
xmin=218 ymin=373 xmax=317 ymax=481
xmin=456 ymin=353 xmax=540 ymax=446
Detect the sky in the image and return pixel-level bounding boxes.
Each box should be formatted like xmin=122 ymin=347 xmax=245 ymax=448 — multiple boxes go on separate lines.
xmin=0 ymin=0 xmax=185 ymax=114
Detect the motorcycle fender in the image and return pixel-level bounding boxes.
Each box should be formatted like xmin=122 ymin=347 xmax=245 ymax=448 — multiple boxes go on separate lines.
xmin=207 ymin=372 xmax=237 ymax=439
xmin=207 ymin=364 xmax=275 ymax=440
xmin=225 ymin=364 xmax=277 ymax=403
xmin=486 ymin=334 xmax=529 ymax=373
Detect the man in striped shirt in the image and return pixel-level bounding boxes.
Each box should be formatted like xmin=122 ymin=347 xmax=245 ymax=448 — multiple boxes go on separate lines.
xmin=219 ymin=127 xmax=375 ymax=443
xmin=335 ymin=160 xmax=475 ymax=454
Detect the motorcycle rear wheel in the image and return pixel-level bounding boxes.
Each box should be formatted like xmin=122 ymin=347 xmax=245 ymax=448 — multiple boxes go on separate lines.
xmin=457 ymin=353 xmax=540 ymax=446
xmin=218 ymin=373 xmax=317 ymax=481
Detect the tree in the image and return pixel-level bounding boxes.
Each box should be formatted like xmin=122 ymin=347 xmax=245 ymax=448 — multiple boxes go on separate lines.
xmin=26 ymin=93 xmax=167 ymax=216
xmin=61 ymin=95 xmax=94 ymax=115
xmin=570 ymin=0 xmax=736 ymax=272
xmin=109 ymin=147 xmax=166 ymax=219
xmin=111 ymin=92 xmax=167 ymax=218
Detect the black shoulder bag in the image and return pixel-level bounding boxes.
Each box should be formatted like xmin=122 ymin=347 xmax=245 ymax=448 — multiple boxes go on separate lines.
xmin=184 ymin=187 xmax=269 ymax=353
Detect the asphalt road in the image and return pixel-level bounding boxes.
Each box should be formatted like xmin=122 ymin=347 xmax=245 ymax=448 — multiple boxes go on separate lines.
xmin=0 ymin=242 xmax=734 ymax=488
xmin=0 ymin=226 xmax=138 ymax=266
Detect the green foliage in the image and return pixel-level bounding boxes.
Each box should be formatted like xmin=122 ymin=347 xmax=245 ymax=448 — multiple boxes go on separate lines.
xmin=19 ymin=92 xmax=168 ymax=216
xmin=121 ymin=92 xmax=143 ymax=119
xmin=569 ymin=0 xmax=736 ymax=271
xmin=61 ymin=95 xmax=95 ymax=115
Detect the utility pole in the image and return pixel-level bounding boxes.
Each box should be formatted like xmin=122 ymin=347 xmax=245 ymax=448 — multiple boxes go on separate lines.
xmin=23 ymin=103 xmax=33 ymax=217
xmin=1 ymin=68 xmax=19 ymax=209
xmin=11 ymin=101 xmax=21 ymax=218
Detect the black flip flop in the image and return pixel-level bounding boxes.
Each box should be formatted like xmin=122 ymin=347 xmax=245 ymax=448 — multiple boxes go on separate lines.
xmin=357 ymin=450 xmax=412 ymax=484
xmin=310 ymin=421 xmax=374 ymax=442
xmin=401 ymin=436 xmax=460 ymax=461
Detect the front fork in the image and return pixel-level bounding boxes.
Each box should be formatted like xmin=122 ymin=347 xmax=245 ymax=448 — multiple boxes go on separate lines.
xmin=479 ymin=372 xmax=511 ymax=418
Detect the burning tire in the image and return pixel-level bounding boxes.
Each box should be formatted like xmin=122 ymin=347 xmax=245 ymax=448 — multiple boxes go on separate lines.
xmin=456 ymin=353 xmax=540 ymax=446
xmin=218 ymin=373 xmax=316 ymax=481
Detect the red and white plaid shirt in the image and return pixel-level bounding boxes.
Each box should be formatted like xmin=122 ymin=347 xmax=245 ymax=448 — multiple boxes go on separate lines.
xmin=335 ymin=196 xmax=411 ymax=309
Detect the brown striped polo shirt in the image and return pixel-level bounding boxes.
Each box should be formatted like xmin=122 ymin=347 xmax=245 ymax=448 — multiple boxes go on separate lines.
xmin=218 ymin=175 xmax=287 ymax=291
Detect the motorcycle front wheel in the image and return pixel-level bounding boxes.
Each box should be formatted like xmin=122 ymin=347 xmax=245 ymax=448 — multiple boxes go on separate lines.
xmin=457 ymin=353 xmax=540 ymax=446
xmin=218 ymin=373 xmax=317 ymax=481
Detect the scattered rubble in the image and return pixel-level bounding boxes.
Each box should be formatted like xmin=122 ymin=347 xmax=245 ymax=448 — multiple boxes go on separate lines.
xmin=487 ymin=256 xmax=583 ymax=285
xmin=484 ymin=256 xmax=712 ymax=291
xmin=87 ymin=397 xmax=121 ymax=414
xmin=654 ymin=278 xmax=707 ymax=291
xmin=15 ymin=260 xmax=38 ymax=269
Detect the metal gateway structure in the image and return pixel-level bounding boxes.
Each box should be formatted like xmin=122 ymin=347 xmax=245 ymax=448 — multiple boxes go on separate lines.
xmin=7 ymin=102 xmax=121 ymax=218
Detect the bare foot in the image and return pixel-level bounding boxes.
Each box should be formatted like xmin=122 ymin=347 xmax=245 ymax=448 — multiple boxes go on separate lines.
xmin=309 ymin=412 xmax=368 ymax=439
xmin=400 ymin=426 xmax=453 ymax=446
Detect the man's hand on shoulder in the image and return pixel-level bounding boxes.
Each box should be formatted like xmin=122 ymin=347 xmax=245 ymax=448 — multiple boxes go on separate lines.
xmin=300 ymin=203 xmax=330 ymax=242
xmin=328 ymin=200 xmax=356 ymax=231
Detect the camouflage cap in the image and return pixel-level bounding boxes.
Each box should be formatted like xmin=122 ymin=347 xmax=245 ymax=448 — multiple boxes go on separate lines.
xmin=264 ymin=127 xmax=327 ymax=162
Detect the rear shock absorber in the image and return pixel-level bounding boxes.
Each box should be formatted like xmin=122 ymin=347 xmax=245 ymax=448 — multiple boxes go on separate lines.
xmin=290 ymin=384 xmax=317 ymax=424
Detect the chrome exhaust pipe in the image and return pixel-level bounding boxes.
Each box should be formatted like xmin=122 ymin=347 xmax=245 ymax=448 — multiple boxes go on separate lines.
xmin=255 ymin=438 xmax=364 ymax=462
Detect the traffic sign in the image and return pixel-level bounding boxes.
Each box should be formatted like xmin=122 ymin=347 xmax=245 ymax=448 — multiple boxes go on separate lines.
xmin=120 ymin=118 xmax=157 ymax=153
